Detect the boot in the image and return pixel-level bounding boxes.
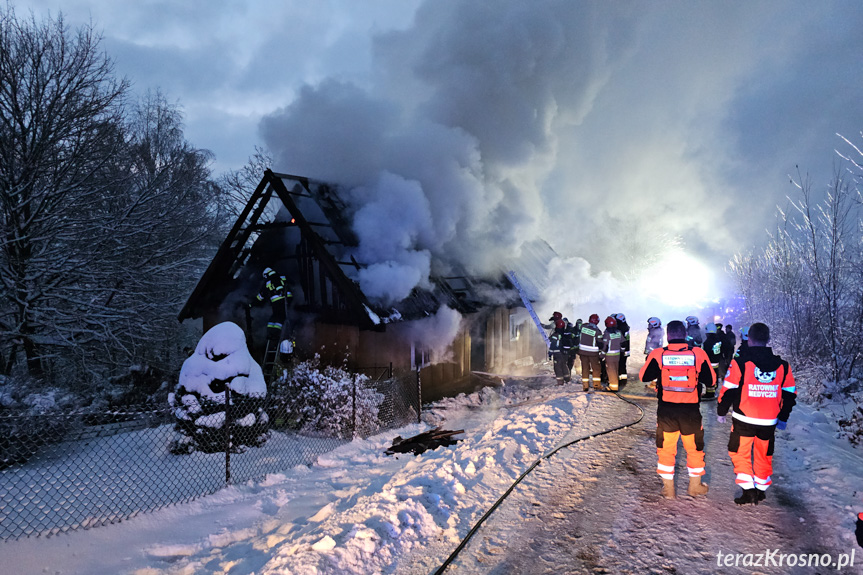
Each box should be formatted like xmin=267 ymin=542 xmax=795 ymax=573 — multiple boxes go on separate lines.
xmin=660 ymin=478 xmax=676 ymax=499
xmin=687 ymin=475 xmax=709 ymax=496
xmin=734 ymin=488 xmax=759 ymax=505
xmin=755 ymin=489 xmax=766 ymax=503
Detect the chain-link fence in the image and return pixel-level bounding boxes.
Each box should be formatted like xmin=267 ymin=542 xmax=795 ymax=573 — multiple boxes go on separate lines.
xmin=0 ymin=369 xmax=420 ymax=541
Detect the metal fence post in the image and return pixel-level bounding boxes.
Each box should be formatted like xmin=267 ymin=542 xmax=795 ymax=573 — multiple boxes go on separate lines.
xmin=416 ymin=365 xmax=422 ymax=424
xmin=225 ymin=385 xmax=232 ymax=484
xmin=352 ymin=376 xmax=357 ymax=438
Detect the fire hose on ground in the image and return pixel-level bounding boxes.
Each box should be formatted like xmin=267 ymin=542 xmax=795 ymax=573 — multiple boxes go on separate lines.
xmin=432 ymin=390 xmax=647 ymax=575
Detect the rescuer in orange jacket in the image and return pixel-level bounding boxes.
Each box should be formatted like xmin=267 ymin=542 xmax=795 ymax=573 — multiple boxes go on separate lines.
xmin=577 ymin=314 xmax=604 ymax=392
xmin=717 ymin=322 xmax=797 ymax=505
xmin=639 ymin=320 xmax=715 ymax=499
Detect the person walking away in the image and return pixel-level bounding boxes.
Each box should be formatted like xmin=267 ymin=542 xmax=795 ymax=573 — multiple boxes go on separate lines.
xmin=702 ymin=323 xmax=731 ymax=398
xmin=717 ymin=322 xmax=797 ymax=505
xmin=685 ymin=316 xmax=704 ymax=348
xmin=639 ymin=320 xmax=715 ymax=498
xmin=578 ymin=314 xmax=604 ymax=391
xmin=601 ymin=316 xmax=623 ymax=391
xmin=614 ymin=313 xmax=631 ymax=387
xmin=548 ymin=319 xmax=571 ymax=385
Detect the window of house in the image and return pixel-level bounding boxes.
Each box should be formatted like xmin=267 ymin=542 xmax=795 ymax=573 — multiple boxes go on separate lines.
xmin=509 ymin=313 xmax=521 ymax=341
xmin=411 ymin=344 xmax=432 ymax=369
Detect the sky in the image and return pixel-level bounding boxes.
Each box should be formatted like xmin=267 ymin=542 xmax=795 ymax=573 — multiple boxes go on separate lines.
xmin=11 ymin=0 xmax=863 ymax=319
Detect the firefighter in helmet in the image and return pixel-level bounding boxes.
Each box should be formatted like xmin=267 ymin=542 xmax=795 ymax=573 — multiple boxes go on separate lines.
xmin=601 ymin=316 xmax=623 ymax=391
xmin=252 ymin=267 xmax=293 ymax=343
xmin=577 ymin=313 xmax=603 ymax=391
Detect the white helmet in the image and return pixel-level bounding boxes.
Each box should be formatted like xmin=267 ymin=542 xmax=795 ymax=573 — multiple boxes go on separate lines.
xmin=262 ymin=267 xmax=275 ymax=278
xmin=647 ymin=317 xmax=661 ymax=328
xmin=685 ymin=316 xmax=699 ymax=326
xmin=614 ymin=313 xmax=626 ymax=323
xmin=705 ymin=323 xmax=717 ymax=334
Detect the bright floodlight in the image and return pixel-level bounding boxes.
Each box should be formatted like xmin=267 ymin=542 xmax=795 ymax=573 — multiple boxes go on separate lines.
xmin=643 ymin=249 xmax=713 ymax=308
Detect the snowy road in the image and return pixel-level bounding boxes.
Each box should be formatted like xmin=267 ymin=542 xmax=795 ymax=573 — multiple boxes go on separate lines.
xmin=443 ymin=388 xmax=857 ymax=574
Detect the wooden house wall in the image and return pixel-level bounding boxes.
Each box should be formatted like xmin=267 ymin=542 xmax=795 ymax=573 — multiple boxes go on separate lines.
xmin=485 ymin=307 xmax=546 ymax=374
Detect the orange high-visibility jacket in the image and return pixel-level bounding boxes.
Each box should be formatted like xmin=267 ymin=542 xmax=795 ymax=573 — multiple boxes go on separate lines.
xmin=639 ymin=341 xmax=715 ymax=404
xmin=718 ymin=347 xmax=797 ymax=426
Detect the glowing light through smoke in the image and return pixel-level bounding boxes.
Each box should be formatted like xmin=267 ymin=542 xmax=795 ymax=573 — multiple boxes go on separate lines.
xmin=641 ymin=248 xmax=713 ymax=309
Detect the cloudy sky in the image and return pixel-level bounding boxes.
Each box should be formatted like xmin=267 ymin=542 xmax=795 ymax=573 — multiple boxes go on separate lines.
xmin=13 ymin=0 xmax=863 ymax=314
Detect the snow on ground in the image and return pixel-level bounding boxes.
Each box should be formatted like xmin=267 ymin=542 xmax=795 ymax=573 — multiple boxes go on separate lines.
xmin=3 ymin=373 xmax=862 ymax=574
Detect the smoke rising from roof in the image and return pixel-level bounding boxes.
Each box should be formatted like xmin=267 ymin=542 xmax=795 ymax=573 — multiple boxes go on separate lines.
xmin=261 ymin=0 xmax=863 ymax=316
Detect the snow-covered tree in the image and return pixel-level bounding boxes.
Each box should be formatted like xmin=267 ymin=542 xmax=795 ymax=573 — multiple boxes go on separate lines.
xmin=169 ymin=322 xmax=269 ymax=454
xmin=0 ymin=7 xmax=221 ymax=386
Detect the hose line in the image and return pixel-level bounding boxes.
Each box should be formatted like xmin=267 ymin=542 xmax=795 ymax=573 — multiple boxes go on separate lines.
xmin=432 ymin=391 xmax=646 ymax=575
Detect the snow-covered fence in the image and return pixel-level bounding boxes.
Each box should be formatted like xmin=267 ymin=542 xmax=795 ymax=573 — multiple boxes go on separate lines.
xmin=0 ymin=369 xmax=421 ymax=541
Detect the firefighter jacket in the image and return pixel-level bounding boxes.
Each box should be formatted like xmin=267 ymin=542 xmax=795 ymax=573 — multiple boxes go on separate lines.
xmin=548 ymin=329 xmax=564 ymax=358
xmin=618 ymin=320 xmax=631 ymax=357
xmin=561 ymin=325 xmax=578 ymax=356
xmin=601 ymin=328 xmax=622 ymax=359
xmin=577 ymin=322 xmax=603 ymax=356
xmin=718 ymin=346 xmax=797 ymax=427
xmin=638 ymin=340 xmax=715 ymax=405
xmin=256 ymin=272 xmax=291 ymax=312
xmin=703 ymin=333 xmax=731 ymax=368
xmin=685 ymin=324 xmax=704 ymax=348
xmin=644 ymin=326 xmax=664 ymax=355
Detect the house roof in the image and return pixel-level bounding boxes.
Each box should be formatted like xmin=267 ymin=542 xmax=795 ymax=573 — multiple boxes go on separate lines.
xmin=179 ymin=170 xmax=552 ymax=328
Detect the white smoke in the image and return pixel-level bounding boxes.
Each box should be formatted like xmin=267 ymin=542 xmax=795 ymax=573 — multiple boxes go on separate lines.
xmin=260 ymin=0 xmax=820 ymax=330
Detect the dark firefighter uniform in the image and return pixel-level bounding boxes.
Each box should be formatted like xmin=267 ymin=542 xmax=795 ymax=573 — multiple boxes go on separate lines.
xmin=702 ymin=328 xmax=732 ymax=398
xmin=255 ymin=268 xmax=292 ymax=341
xmin=615 ymin=314 xmax=631 ymax=385
xmin=639 ymin=339 xmax=715 ymax=481
xmin=548 ymin=322 xmax=571 ymax=385
xmin=718 ymin=346 xmax=796 ymax=498
xmin=577 ymin=317 xmax=603 ymax=391
xmin=601 ymin=320 xmax=623 ymax=391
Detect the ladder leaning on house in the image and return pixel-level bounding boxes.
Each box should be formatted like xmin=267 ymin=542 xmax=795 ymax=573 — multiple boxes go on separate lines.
xmin=506 ymin=271 xmax=551 ymax=348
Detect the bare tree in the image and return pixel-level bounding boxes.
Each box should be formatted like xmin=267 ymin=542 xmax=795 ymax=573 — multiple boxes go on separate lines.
xmin=0 ymin=6 xmax=128 ymax=376
xmin=0 ymin=8 xmax=222 ymax=386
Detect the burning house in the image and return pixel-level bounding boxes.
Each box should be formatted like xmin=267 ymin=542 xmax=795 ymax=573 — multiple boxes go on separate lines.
xmin=178 ymin=170 xmax=550 ymax=400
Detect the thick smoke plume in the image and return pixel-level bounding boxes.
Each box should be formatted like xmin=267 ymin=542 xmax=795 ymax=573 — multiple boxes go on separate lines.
xmin=261 ymin=0 xmax=860 ymax=337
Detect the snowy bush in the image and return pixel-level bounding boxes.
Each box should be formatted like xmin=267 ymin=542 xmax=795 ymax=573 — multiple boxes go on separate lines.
xmin=169 ymin=322 xmax=269 ymax=454
xmin=273 ymin=355 xmax=384 ymax=439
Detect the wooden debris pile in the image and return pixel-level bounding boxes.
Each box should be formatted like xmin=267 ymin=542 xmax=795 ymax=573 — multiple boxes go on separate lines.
xmin=385 ymin=427 xmax=464 ymax=455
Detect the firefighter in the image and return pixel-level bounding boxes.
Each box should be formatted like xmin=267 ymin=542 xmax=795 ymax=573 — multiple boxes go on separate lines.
xmin=702 ymin=323 xmax=731 ymax=399
xmin=578 ymin=314 xmax=603 ymax=391
xmin=644 ymin=317 xmax=664 ymax=356
xmin=562 ymin=318 xmax=579 ymax=376
xmin=613 ymin=313 xmax=631 ymax=386
xmin=639 ymin=320 xmax=715 ymax=499
xmin=734 ymin=325 xmax=750 ymax=358
xmin=685 ymin=316 xmax=704 ymax=348
xmin=548 ymin=319 xmax=570 ymax=385
xmin=252 ymin=267 xmax=292 ymax=343
xmin=601 ymin=316 xmax=623 ymax=391
xmin=724 ymin=324 xmax=737 ymax=359
xmin=717 ymin=322 xmax=796 ymax=505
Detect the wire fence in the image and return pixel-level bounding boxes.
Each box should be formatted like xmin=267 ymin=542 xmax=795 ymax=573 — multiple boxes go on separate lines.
xmin=0 ymin=368 xmax=420 ymax=541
